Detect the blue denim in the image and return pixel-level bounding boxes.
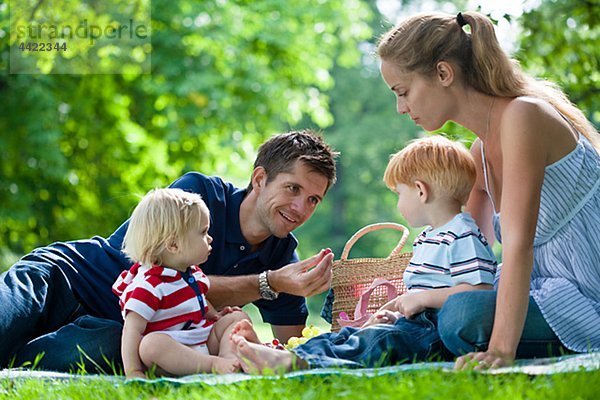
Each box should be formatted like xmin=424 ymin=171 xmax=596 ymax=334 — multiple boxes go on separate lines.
xmin=0 ymin=260 xmax=122 ymax=372
xmin=293 ymin=310 xmax=452 ymax=368
xmin=438 ymin=290 xmax=567 ymax=358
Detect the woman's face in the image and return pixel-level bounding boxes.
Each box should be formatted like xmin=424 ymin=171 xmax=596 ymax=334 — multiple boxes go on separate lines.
xmin=380 ymin=60 xmax=448 ymax=131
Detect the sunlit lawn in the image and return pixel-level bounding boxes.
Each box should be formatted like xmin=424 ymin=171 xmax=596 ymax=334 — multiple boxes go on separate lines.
xmin=2 ymin=368 xmax=599 ymax=400
xmin=2 ymin=295 xmax=599 ymax=399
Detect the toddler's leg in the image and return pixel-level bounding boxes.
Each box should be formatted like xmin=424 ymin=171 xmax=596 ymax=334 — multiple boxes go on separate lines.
xmin=231 ymin=335 xmax=301 ymax=374
xmin=139 ymin=333 xmax=239 ymax=375
xmin=207 ymin=311 xmax=252 ymax=360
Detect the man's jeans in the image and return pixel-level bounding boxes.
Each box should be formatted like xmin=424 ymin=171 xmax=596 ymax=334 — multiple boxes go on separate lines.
xmin=0 ymin=260 xmax=122 ymax=372
xmin=293 ymin=310 xmax=451 ymax=368
xmin=438 ymin=290 xmax=567 ymax=358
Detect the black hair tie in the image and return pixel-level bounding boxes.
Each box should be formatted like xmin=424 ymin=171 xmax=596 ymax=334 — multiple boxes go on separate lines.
xmin=456 ymin=12 xmax=468 ymax=27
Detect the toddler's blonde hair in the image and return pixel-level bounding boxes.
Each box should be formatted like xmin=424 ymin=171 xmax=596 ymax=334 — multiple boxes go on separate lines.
xmin=123 ymin=188 xmax=209 ymax=266
xmin=384 ymin=136 xmax=476 ymax=205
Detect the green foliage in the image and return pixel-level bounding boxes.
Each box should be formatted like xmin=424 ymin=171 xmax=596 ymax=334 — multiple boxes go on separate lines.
xmin=295 ymin=63 xmax=421 ymax=260
xmin=517 ymin=0 xmax=600 ymax=126
xmin=2 ymin=0 xmax=598 ymax=276
xmin=0 ymin=0 xmax=372 ymax=258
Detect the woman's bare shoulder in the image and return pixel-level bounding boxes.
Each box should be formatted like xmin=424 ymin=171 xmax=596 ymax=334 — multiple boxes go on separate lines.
xmin=500 ymin=97 xmax=560 ymax=141
xmin=503 ymin=97 xmax=551 ymax=123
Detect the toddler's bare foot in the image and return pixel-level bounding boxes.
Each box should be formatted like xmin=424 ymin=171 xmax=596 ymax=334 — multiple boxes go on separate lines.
xmin=229 ymin=319 xmax=261 ymax=344
xmin=231 ymin=335 xmax=298 ymax=374
xmin=211 ymin=357 xmax=241 ymax=374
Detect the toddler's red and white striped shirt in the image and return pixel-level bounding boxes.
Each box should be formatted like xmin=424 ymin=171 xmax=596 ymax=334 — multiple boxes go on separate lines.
xmin=112 ymin=263 xmax=214 ymax=345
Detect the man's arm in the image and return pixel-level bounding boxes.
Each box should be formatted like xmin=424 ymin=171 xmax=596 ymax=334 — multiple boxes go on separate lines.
xmin=206 ymin=249 xmax=334 ymax=309
xmin=206 ymin=274 xmax=262 ymax=308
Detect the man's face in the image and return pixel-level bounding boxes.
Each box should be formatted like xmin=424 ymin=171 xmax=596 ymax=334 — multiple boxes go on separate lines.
xmin=255 ymin=161 xmax=328 ymax=238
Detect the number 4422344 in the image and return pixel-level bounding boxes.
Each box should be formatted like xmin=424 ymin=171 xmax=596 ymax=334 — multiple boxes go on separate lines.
xmin=18 ymin=42 xmax=68 ymax=52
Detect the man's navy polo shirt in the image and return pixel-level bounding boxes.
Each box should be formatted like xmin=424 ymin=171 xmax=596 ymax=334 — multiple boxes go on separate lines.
xmin=33 ymin=172 xmax=307 ymax=326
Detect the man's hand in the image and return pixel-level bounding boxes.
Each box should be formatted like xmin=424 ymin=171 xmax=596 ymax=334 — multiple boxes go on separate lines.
xmin=269 ymin=249 xmax=333 ymax=297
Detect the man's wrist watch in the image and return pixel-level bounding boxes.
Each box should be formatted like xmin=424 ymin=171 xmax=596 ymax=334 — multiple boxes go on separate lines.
xmin=258 ymin=271 xmax=279 ymax=300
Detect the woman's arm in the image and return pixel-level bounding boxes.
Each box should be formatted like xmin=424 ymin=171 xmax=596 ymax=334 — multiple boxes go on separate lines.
xmin=457 ymin=99 xmax=548 ymax=369
xmin=122 ymin=312 xmax=148 ymax=379
xmin=466 ymin=139 xmax=496 ymax=245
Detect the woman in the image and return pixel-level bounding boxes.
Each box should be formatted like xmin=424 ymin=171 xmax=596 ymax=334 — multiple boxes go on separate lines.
xmin=231 ymin=11 xmax=600 ymax=372
xmin=378 ymin=10 xmax=600 ymax=369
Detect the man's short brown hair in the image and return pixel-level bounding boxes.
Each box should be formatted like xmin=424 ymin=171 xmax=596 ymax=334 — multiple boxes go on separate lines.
xmin=247 ymin=130 xmax=338 ymax=192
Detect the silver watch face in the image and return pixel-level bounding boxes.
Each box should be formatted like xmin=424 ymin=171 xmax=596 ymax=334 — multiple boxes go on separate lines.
xmin=259 ymin=272 xmax=278 ymax=300
xmin=261 ymin=290 xmax=278 ymax=301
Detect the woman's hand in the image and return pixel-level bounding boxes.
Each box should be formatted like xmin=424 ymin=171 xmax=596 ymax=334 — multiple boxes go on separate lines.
xmin=454 ymin=350 xmax=514 ymax=370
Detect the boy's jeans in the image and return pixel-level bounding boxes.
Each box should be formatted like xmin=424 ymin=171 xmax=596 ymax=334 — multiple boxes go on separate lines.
xmin=438 ymin=290 xmax=567 ymax=358
xmin=0 ymin=260 xmax=122 ymax=372
xmin=293 ymin=310 xmax=451 ymax=368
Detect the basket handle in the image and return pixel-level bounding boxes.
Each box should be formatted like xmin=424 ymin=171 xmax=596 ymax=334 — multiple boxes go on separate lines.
xmin=340 ymin=222 xmax=409 ymax=261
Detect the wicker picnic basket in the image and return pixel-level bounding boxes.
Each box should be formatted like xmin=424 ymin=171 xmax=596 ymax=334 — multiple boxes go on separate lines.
xmin=330 ymin=223 xmax=412 ymax=332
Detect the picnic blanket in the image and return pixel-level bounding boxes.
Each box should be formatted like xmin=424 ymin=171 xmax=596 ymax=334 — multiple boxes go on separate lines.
xmin=1 ymin=352 xmax=598 ymax=385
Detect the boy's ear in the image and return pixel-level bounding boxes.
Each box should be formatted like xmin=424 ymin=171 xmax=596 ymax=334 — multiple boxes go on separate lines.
xmin=414 ymin=180 xmax=429 ymax=203
xmin=251 ymin=166 xmax=268 ymax=192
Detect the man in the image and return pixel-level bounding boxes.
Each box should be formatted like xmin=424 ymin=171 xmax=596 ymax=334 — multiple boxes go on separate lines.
xmin=0 ymin=130 xmax=337 ymax=372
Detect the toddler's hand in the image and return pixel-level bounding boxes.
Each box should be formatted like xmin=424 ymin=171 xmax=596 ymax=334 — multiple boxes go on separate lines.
xmin=218 ymin=306 xmax=243 ymax=316
xmin=209 ymin=306 xmax=243 ymax=321
xmin=125 ymin=370 xmax=146 ymax=380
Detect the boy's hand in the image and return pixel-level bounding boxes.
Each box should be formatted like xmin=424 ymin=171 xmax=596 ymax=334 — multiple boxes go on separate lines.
xmin=361 ymin=310 xmax=402 ymax=328
xmin=393 ymin=293 xmax=426 ymax=319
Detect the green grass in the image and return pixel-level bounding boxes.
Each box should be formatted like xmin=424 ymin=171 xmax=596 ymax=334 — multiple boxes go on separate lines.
xmin=1 ymin=370 xmax=600 ymax=399
xmin=3 ymin=294 xmax=598 ymax=399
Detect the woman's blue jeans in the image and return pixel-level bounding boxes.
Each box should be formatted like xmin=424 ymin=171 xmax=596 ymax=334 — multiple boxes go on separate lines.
xmin=293 ymin=310 xmax=452 ymax=368
xmin=438 ymin=290 xmax=567 ymax=358
xmin=0 ymin=260 xmax=122 ymax=372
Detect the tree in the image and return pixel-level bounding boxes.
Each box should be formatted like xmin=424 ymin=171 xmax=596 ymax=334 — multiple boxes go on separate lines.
xmin=0 ymin=0 xmax=372 ymax=262
xmin=517 ymin=0 xmax=600 ymax=126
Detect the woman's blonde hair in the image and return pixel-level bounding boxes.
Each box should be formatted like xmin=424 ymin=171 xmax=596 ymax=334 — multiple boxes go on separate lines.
xmin=123 ymin=188 xmax=209 ymax=266
xmin=384 ymin=136 xmax=476 ymax=205
xmin=377 ymin=11 xmax=599 ymax=148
